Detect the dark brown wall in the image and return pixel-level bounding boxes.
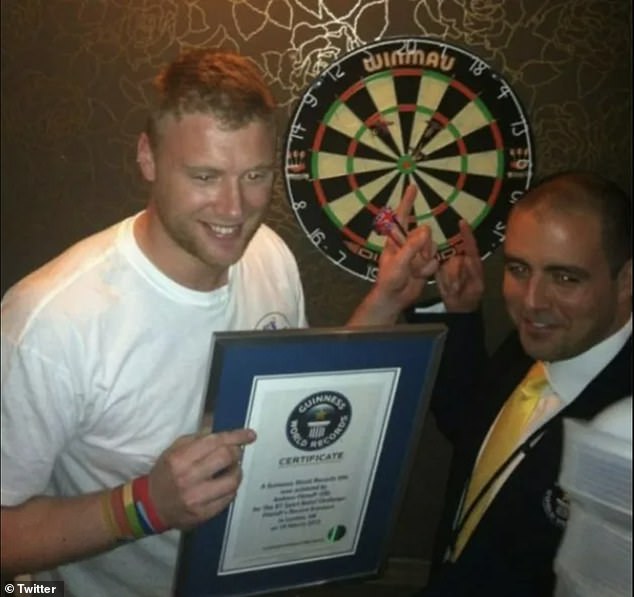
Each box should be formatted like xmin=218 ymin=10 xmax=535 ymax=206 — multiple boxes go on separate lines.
xmin=2 ymin=0 xmax=631 ymax=564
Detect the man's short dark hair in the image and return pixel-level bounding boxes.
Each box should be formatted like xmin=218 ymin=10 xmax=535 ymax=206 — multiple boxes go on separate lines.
xmin=514 ymin=171 xmax=632 ymax=276
xmin=146 ymin=48 xmax=276 ymax=148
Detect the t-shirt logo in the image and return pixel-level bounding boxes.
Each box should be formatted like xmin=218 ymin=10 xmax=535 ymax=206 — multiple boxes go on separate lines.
xmin=256 ymin=312 xmax=292 ymax=330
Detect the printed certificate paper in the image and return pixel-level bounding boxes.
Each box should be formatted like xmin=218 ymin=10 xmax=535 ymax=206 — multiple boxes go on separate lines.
xmin=218 ymin=369 xmax=399 ymax=573
xmin=175 ymin=325 xmax=446 ymax=597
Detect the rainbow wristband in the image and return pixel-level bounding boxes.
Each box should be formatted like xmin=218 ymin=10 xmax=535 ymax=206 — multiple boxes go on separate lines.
xmin=110 ymin=484 xmax=134 ymax=538
xmin=132 ymin=475 xmax=168 ymax=533
xmin=122 ymin=482 xmax=146 ymax=537
xmin=103 ymin=476 xmax=169 ymax=541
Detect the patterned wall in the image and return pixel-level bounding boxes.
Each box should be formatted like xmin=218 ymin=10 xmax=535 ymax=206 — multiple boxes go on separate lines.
xmin=1 ymin=0 xmax=631 ymax=560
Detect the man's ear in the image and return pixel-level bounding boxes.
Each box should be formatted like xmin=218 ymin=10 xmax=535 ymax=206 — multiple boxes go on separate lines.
xmin=137 ymin=132 xmax=156 ymax=182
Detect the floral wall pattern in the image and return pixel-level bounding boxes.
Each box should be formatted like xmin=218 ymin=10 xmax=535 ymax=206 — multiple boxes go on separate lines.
xmin=2 ymin=0 xmax=631 ymax=562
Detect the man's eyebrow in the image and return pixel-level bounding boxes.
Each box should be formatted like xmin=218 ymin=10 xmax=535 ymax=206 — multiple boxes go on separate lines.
xmin=503 ymin=253 xmax=527 ymax=264
xmin=543 ymin=264 xmax=590 ymax=278
xmin=503 ymin=254 xmax=590 ymax=278
xmin=186 ymin=165 xmax=222 ymax=173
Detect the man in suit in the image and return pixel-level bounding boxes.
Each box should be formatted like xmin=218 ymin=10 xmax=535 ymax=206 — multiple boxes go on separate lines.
xmin=405 ymin=171 xmax=632 ymax=596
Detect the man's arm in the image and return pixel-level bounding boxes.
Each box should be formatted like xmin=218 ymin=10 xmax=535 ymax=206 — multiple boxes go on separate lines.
xmin=405 ymin=220 xmax=489 ymax=440
xmin=1 ymin=428 xmax=255 ymax=577
xmin=2 ymin=493 xmax=114 ymax=577
xmin=349 ymin=190 xmax=485 ymax=326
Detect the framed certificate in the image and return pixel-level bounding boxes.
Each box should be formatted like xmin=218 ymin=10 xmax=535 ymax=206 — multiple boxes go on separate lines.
xmin=174 ymin=324 xmax=446 ymax=597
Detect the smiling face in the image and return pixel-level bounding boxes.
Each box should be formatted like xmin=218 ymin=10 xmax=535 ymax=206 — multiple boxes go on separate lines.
xmin=135 ymin=112 xmax=276 ymax=290
xmin=503 ymin=205 xmax=631 ymax=362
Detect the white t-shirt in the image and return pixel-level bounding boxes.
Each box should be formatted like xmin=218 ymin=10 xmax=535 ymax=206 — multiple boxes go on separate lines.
xmin=1 ymin=214 xmax=307 ymax=596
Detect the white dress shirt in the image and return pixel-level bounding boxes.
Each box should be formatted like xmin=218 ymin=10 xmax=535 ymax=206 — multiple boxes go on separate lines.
xmin=471 ymin=316 xmax=632 ymax=513
xmin=526 ymin=315 xmax=633 ymax=437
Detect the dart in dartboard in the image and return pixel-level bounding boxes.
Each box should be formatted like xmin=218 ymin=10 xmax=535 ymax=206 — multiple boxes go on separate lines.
xmin=284 ymin=36 xmax=533 ymax=283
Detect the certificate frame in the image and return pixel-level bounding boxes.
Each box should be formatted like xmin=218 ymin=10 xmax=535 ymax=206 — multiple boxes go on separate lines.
xmin=174 ymin=323 xmax=446 ymax=597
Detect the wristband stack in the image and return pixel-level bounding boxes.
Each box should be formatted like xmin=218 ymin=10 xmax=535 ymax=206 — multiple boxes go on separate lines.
xmin=102 ymin=475 xmax=169 ymax=541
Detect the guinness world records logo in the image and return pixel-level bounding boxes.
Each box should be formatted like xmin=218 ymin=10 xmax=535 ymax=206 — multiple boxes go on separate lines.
xmin=286 ymin=391 xmax=352 ymax=451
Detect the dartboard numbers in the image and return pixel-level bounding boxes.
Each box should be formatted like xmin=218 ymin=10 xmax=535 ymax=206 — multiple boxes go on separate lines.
xmin=284 ymin=37 xmax=533 ymax=282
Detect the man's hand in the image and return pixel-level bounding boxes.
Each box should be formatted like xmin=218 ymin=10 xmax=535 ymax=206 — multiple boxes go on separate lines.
xmin=0 ymin=428 xmax=256 ymax=576
xmin=148 ymin=428 xmax=256 ymax=530
xmin=434 ymin=220 xmax=484 ymax=312
xmin=348 ymin=184 xmax=439 ymax=326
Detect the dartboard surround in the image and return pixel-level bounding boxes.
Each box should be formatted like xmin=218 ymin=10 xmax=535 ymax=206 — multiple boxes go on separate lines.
xmin=284 ymin=38 xmax=533 ymax=282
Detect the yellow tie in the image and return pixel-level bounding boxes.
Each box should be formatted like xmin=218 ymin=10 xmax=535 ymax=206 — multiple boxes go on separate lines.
xmin=452 ymin=361 xmax=548 ymax=560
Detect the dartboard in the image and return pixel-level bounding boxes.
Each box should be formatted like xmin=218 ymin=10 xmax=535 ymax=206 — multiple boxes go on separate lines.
xmin=283 ymin=37 xmax=533 ymax=282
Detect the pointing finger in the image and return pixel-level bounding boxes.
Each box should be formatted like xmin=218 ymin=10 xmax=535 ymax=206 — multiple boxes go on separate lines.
xmin=395 ymin=183 xmax=418 ymax=227
xmin=458 ymin=220 xmax=479 ymax=260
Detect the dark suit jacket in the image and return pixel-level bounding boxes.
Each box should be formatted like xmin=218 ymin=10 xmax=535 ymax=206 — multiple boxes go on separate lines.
xmin=408 ymin=311 xmax=632 ymax=597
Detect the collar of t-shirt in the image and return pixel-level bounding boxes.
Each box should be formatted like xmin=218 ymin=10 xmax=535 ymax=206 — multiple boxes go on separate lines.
xmin=119 ymin=212 xmax=232 ymax=307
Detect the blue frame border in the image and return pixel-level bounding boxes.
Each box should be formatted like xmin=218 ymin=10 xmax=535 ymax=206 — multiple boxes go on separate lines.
xmin=174 ymin=323 xmax=446 ymax=597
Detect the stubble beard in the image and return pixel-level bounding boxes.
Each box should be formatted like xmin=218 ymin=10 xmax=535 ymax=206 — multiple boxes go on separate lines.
xmin=169 ymin=212 xmax=264 ymax=273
